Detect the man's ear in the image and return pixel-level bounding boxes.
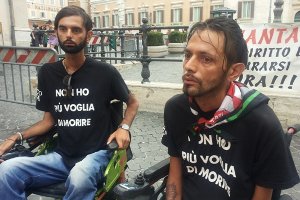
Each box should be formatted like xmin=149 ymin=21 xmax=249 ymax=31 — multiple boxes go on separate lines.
xmin=86 ymin=30 xmax=93 ymax=42
xmin=227 ymin=63 xmax=245 ymax=82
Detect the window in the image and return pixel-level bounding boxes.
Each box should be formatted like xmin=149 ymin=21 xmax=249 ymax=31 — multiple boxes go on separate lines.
xmin=190 ymin=7 xmax=202 ymax=22
xmin=94 ymin=16 xmax=101 ymax=28
xmin=139 ymin=12 xmax=148 ymax=24
xmin=171 ymin=8 xmax=182 ymax=24
xmin=31 ymin=10 xmax=35 ymax=17
xmin=238 ymin=1 xmax=254 ymax=19
xmin=102 ymin=15 xmax=109 ymax=28
xmin=40 ymin=12 xmax=45 ymax=18
xmin=294 ymin=11 xmax=300 ymax=22
xmin=153 ymin=10 xmax=164 ymax=25
xmin=211 ymin=4 xmax=224 ymax=11
xmin=60 ymin=0 xmax=64 ymax=7
xmin=112 ymin=14 xmax=119 ymax=27
xmin=125 ymin=13 xmax=134 ymax=26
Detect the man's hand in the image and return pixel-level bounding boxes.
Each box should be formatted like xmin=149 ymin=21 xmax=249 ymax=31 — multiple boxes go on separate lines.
xmin=107 ymin=128 xmax=130 ymax=149
xmin=0 ymin=138 xmax=17 ymax=163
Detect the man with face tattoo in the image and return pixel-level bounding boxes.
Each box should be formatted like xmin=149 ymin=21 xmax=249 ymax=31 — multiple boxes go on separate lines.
xmin=0 ymin=6 xmax=139 ymax=200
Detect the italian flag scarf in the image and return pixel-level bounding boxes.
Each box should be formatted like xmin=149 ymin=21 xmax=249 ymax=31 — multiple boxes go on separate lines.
xmin=190 ymin=81 xmax=249 ymax=133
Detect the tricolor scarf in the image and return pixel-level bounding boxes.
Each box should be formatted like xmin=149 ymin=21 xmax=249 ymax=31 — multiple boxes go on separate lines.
xmin=190 ymin=81 xmax=249 ymax=133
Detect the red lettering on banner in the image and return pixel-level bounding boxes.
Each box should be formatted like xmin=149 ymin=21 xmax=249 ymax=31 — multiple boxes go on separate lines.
xmin=276 ymin=28 xmax=286 ymax=43
xmin=285 ymin=27 xmax=298 ymax=43
xmin=258 ymin=28 xmax=274 ymax=44
xmin=245 ymin=29 xmax=257 ymax=44
xmin=243 ymin=27 xmax=299 ymax=44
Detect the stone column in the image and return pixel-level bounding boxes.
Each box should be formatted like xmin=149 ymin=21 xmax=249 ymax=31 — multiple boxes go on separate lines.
xmin=273 ymin=0 xmax=284 ymax=23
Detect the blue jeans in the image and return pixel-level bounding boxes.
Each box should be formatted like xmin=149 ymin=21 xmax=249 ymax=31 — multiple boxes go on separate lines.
xmin=0 ymin=150 xmax=112 ymax=200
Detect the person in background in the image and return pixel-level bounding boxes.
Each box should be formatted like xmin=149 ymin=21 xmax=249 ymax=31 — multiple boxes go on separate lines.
xmin=47 ymin=20 xmax=59 ymax=51
xmin=30 ymin=24 xmax=39 ymax=47
xmin=37 ymin=26 xmax=44 ymax=46
xmin=42 ymin=20 xmax=52 ymax=47
xmin=0 ymin=5 xmax=139 ymax=200
xmin=163 ymin=16 xmax=299 ymax=200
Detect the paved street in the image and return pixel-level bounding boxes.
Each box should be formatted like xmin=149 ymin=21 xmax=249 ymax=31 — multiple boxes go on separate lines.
xmin=0 ymin=54 xmax=300 ymax=199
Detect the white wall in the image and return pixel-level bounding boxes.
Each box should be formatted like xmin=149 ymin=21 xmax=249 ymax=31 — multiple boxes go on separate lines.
xmin=127 ymin=81 xmax=300 ymax=129
xmin=0 ymin=0 xmax=30 ymax=46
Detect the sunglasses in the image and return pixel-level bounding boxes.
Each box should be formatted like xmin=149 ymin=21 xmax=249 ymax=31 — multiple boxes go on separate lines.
xmin=63 ymin=74 xmax=72 ymax=98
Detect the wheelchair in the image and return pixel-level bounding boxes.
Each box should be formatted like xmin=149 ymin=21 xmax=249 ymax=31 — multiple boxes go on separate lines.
xmin=113 ymin=124 xmax=300 ymax=200
xmin=1 ymin=100 xmax=132 ymax=200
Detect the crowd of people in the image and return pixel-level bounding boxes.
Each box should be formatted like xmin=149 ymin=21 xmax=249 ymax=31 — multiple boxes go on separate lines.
xmin=30 ymin=19 xmax=59 ymax=51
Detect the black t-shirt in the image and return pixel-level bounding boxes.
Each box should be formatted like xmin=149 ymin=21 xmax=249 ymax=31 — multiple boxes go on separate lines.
xmin=163 ymin=94 xmax=299 ymax=200
xmin=36 ymin=57 xmax=129 ymax=167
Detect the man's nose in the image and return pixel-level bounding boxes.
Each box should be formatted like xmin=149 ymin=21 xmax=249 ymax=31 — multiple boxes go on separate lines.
xmin=66 ymin=29 xmax=72 ymax=38
xmin=183 ymin=56 xmax=197 ymax=72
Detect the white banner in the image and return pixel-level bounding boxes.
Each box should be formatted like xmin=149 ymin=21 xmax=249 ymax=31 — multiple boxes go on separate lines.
xmin=237 ymin=23 xmax=300 ymax=96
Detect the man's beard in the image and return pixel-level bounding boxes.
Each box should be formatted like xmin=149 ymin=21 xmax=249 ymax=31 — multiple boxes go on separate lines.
xmin=182 ymin=73 xmax=227 ymax=98
xmin=58 ymin=36 xmax=87 ymax=54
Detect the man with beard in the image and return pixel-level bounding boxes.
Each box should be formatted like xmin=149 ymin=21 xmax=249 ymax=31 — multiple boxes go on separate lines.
xmin=0 ymin=6 xmax=139 ymax=200
xmin=162 ymin=17 xmax=299 ymax=200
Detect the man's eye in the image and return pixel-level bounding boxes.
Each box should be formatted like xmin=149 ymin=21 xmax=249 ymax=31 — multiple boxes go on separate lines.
xmin=200 ymin=56 xmax=212 ymax=64
xmin=59 ymin=27 xmax=66 ymax=31
xmin=184 ymin=52 xmax=191 ymax=60
xmin=73 ymin=28 xmax=81 ymax=33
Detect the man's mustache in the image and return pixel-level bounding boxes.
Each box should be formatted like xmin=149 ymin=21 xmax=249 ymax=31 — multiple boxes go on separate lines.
xmin=182 ymin=73 xmax=199 ymax=83
xmin=63 ymin=40 xmax=76 ymax=45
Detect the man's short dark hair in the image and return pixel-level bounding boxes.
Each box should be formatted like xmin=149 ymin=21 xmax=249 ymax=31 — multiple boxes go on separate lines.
xmin=54 ymin=5 xmax=93 ymax=32
xmin=187 ymin=17 xmax=248 ymax=67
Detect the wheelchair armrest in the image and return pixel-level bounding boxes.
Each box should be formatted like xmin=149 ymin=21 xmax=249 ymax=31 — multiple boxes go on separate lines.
xmin=0 ymin=145 xmax=34 ymax=161
xmin=26 ymin=127 xmax=57 ymax=150
xmin=107 ymin=140 xmax=119 ymax=150
xmin=144 ymin=158 xmax=170 ymax=183
xmin=113 ymin=158 xmax=170 ymax=199
xmin=26 ymin=135 xmax=48 ymax=149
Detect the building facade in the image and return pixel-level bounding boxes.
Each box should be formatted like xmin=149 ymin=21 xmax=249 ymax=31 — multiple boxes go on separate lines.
xmin=90 ymin=0 xmax=300 ymax=29
xmin=26 ymin=0 xmax=68 ymax=27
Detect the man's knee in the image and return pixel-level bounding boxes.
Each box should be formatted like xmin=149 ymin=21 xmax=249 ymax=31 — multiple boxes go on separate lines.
xmin=0 ymin=158 xmax=22 ymax=180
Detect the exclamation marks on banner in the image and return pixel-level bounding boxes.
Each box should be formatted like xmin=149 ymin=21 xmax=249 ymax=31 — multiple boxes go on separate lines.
xmin=270 ymin=75 xmax=278 ymax=88
xmin=270 ymin=75 xmax=297 ymax=89
xmin=288 ymin=75 xmax=297 ymax=89
xmin=279 ymin=75 xmax=287 ymax=88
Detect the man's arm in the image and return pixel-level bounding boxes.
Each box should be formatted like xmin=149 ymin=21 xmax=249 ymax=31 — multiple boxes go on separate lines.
xmin=0 ymin=112 xmax=55 ymax=157
xmin=107 ymin=93 xmax=139 ymax=148
xmin=251 ymin=185 xmax=273 ymax=200
xmin=166 ymin=156 xmax=182 ymax=200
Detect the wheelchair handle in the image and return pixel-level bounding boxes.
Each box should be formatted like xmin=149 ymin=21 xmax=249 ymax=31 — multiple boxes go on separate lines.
xmin=287 ymin=124 xmax=300 ymax=135
xmin=107 ymin=140 xmax=118 ymax=150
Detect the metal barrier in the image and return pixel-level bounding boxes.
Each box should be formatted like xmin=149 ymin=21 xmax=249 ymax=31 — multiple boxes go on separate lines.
xmin=0 ymin=19 xmax=187 ymax=106
xmin=76 ymin=18 xmax=188 ymax=83
xmin=0 ymin=46 xmax=58 ymax=105
xmin=30 ymin=19 xmax=188 ymax=83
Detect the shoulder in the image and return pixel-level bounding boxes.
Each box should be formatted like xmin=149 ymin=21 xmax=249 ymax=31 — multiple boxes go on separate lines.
xmin=238 ymin=102 xmax=283 ymax=143
xmin=165 ymin=94 xmax=189 ymax=112
xmin=86 ymin=57 xmax=118 ymax=73
xmin=38 ymin=61 xmax=61 ymax=76
xmin=164 ymin=94 xmax=192 ymax=122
